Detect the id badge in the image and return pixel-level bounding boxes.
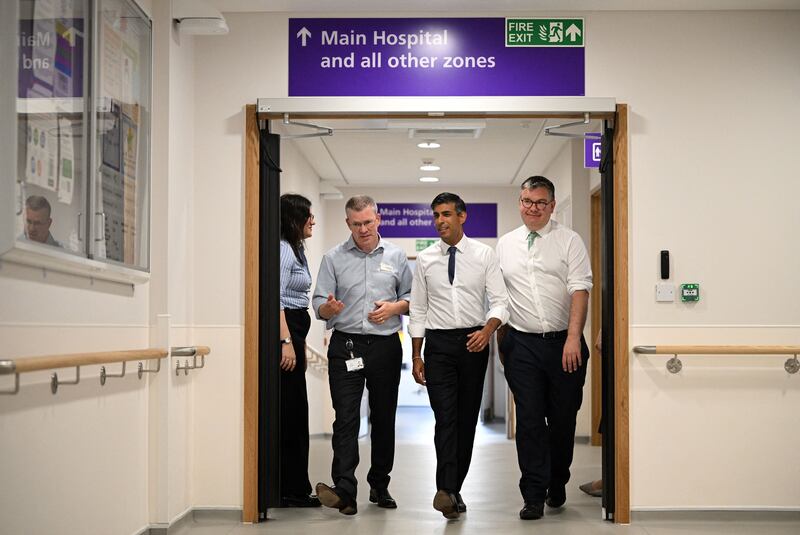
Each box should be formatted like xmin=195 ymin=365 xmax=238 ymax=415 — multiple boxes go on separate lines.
xmin=345 ymin=357 xmax=365 ymax=372
xmin=344 ymin=338 xmax=365 ymax=372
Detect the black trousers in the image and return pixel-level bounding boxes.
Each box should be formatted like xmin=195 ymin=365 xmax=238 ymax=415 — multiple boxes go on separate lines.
xmin=502 ymin=328 xmax=589 ymax=503
xmin=280 ymin=308 xmax=312 ymax=498
xmin=327 ymin=330 xmax=402 ymax=500
xmin=424 ymin=327 xmax=489 ymax=493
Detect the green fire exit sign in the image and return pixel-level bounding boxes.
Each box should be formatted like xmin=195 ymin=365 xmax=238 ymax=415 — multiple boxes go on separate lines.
xmin=416 ymin=239 xmax=437 ymax=251
xmin=506 ymin=18 xmax=584 ymax=47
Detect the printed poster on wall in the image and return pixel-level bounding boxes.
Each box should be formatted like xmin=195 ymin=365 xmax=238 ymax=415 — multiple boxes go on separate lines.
xmin=121 ymin=106 xmax=139 ymax=265
xmin=25 ymin=115 xmax=58 ymax=191
xmin=57 ymin=117 xmax=75 ymax=205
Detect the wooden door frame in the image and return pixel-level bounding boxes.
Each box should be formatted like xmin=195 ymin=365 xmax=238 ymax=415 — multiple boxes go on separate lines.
xmin=243 ymin=104 xmax=260 ymax=522
xmin=242 ymin=103 xmax=630 ymax=524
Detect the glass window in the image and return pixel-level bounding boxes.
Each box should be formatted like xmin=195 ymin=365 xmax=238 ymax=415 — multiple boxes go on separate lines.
xmin=93 ymin=0 xmax=151 ymax=270
xmin=4 ymin=0 xmax=151 ymax=282
xmin=16 ymin=0 xmax=88 ymax=256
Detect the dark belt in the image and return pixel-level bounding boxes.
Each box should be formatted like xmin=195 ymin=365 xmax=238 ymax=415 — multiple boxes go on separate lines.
xmin=426 ymin=326 xmax=482 ymax=335
xmin=514 ymin=328 xmax=569 ymax=339
xmin=332 ymin=330 xmax=397 ymax=343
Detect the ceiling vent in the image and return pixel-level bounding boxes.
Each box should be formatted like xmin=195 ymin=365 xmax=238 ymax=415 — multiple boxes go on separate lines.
xmin=409 ymin=127 xmax=483 ymax=139
xmin=387 ymin=119 xmax=485 ymax=139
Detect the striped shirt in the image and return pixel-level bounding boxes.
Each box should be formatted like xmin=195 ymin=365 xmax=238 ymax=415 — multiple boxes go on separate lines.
xmin=280 ymin=239 xmax=312 ymax=309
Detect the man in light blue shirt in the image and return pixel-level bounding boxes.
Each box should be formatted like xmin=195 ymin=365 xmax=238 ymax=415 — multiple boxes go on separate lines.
xmin=312 ymin=195 xmax=412 ymax=515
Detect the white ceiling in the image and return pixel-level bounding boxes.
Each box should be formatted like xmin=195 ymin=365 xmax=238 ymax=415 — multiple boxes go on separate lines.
xmin=274 ymin=117 xmax=602 ymax=187
xmin=209 ymin=0 xmax=800 ymax=13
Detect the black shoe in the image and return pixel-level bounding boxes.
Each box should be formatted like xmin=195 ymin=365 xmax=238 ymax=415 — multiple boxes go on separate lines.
xmin=315 ymin=482 xmax=357 ymax=515
xmin=519 ymin=502 xmax=544 ymax=520
xmin=455 ymin=492 xmax=466 ymax=513
xmin=546 ymin=486 xmax=566 ymax=508
xmin=369 ymin=488 xmax=397 ymax=509
xmin=433 ymin=490 xmax=460 ymax=519
xmin=281 ymin=494 xmax=321 ymax=507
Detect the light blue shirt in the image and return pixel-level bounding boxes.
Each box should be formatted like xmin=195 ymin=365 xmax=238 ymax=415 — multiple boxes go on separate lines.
xmin=313 ymin=235 xmax=412 ymax=335
xmin=279 ymin=240 xmax=311 ymax=309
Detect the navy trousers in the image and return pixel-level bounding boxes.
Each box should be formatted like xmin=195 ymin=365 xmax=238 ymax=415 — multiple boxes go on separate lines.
xmin=424 ymin=327 xmax=489 ymax=493
xmin=502 ymin=329 xmax=589 ymax=503
xmin=327 ymin=330 xmax=402 ymax=500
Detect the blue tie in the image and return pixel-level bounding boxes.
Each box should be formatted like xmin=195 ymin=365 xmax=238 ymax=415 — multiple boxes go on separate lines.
xmin=448 ymin=246 xmax=457 ymax=285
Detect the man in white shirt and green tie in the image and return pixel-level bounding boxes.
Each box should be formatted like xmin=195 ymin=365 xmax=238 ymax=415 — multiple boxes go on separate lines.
xmin=496 ymin=176 xmax=592 ymax=521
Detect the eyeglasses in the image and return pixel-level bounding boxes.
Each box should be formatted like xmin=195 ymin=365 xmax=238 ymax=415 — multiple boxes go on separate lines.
xmin=519 ymin=198 xmax=552 ymax=210
xmin=308 ymin=214 xmax=315 ymax=221
xmin=349 ymin=219 xmax=376 ymax=229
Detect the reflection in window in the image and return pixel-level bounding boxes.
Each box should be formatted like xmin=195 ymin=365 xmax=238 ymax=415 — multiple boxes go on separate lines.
xmin=16 ymin=0 xmax=87 ymax=255
xmin=94 ymin=0 xmax=151 ymax=269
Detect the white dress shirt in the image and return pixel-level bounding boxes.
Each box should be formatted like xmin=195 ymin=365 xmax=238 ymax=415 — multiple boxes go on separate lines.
xmin=496 ymin=220 xmax=592 ymax=333
xmin=409 ymin=235 xmax=509 ymax=338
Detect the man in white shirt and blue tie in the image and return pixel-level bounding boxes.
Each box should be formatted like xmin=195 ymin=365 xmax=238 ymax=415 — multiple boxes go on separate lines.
xmin=409 ymin=192 xmax=509 ymax=519
xmin=496 ymin=176 xmax=592 ymax=521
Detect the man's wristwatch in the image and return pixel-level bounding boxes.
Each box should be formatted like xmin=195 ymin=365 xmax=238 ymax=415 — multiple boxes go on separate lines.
xmin=280 ymin=337 xmax=292 ymax=345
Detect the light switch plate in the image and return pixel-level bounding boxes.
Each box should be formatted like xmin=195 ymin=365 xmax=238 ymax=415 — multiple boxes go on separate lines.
xmin=656 ymin=282 xmax=675 ymax=302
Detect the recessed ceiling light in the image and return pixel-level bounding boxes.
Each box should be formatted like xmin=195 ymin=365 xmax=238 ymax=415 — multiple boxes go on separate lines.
xmin=419 ymin=176 xmax=439 ymax=183
xmin=420 ymin=163 xmax=440 ymax=171
xmin=417 ymin=140 xmax=441 ymax=149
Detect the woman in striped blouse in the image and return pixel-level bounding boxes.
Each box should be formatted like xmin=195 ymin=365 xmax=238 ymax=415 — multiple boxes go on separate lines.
xmin=278 ymin=193 xmax=319 ymax=507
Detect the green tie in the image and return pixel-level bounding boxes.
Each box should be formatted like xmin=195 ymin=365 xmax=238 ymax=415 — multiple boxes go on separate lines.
xmin=527 ymin=231 xmax=539 ymax=250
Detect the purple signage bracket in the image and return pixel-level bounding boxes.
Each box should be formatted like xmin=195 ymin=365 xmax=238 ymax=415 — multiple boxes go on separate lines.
xmin=584 ymin=133 xmax=602 ymax=169
xmin=289 ymin=18 xmax=584 ymax=96
xmin=378 ymin=203 xmax=497 ymax=239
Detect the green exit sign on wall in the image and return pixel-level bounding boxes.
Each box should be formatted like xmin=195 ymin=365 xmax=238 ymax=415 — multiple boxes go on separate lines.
xmin=416 ymin=239 xmax=437 ymax=251
xmin=506 ymin=18 xmax=584 ymax=47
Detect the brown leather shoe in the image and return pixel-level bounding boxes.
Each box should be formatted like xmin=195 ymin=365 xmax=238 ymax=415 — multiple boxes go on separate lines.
xmin=433 ymin=490 xmax=459 ymax=519
xmin=316 ymin=482 xmax=357 ymax=515
xmin=579 ymin=480 xmax=603 ymax=497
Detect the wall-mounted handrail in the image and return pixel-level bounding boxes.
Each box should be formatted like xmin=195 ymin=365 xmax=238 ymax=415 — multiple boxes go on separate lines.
xmin=0 ymin=348 xmax=169 ymax=395
xmin=633 ymin=345 xmax=800 ymax=374
xmin=173 ymin=346 xmax=211 ymax=376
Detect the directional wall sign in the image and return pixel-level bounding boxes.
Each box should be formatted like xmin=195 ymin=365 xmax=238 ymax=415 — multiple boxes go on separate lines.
xmin=584 ymin=133 xmax=602 ymax=169
xmin=378 ymin=203 xmax=497 ymax=238
xmin=288 ymin=18 xmax=584 ymax=96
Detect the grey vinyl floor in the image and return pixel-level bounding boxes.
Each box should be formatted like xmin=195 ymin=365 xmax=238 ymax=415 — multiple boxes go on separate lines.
xmin=177 ymin=406 xmax=800 ymax=535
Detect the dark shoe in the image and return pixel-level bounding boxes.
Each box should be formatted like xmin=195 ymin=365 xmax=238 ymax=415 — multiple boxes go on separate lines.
xmin=455 ymin=492 xmax=466 ymax=513
xmin=546 ymin=486 xmax=566 ymax=508
xmin=315 ymin=482 xmax=357 ymax=515
xmin=281 ymin=494 xmax=321 ymax=507
xmin=519 ymin=502 xmax=544 ymax=520
xmin=579 ymin=480 xmax=603 ymax=498
xmin=433 ymin=490 xmax=460 ymax=519
xmin=369 ymin=488 xmax=397 ymax=509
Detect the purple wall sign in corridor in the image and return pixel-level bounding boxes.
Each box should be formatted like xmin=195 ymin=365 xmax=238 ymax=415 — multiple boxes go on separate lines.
xmin=584 ymin=133 xmax=602 ymax=169
xmin=378 ymin=203 xmax=497 ymax=239
xmin=289 ymin=18 xmax=584 ymax=96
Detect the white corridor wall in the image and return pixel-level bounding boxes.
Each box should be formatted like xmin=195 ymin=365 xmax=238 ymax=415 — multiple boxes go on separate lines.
xmin=191 ymin=9 xmax=800 ymax=510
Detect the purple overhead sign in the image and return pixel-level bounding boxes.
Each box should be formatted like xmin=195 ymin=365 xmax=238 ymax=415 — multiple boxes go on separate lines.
xmin=378 ymin=203 xmax=497 ymax=238
xmin=289 ymin=18 xmax=584 ymax=96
